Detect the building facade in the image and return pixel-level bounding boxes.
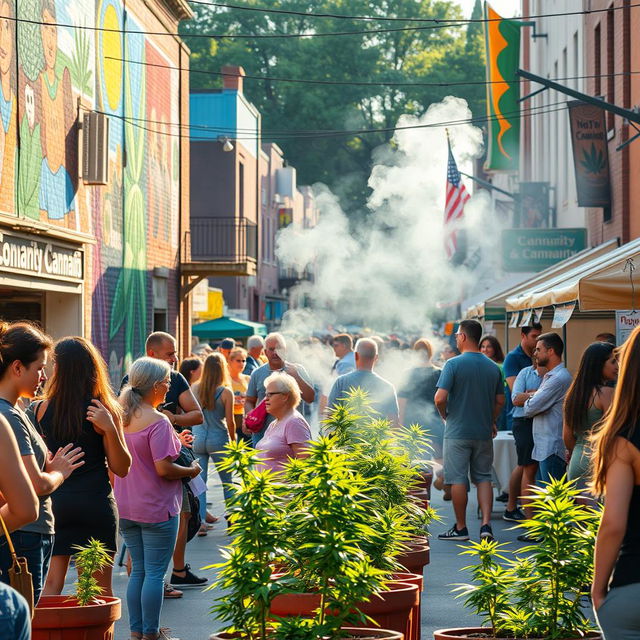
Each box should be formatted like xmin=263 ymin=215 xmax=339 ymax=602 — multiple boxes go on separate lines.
xmin=0 ymin=0 xmax=193 ymax=383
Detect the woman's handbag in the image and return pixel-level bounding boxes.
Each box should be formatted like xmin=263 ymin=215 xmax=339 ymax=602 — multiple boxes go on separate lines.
xmin=0 ymin=514 xmax=34 ymax=618
xmin=244 ymin=399 xmax=268 ymax=433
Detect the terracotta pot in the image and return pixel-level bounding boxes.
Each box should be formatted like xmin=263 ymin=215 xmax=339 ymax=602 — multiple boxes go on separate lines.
xmin=409 ymin=535 xmax=429 ymax=547
xmin=396 ymin=544 xmax=430 ymax=574
xmin=408 ymin=489 xmax=430 ymax=511
xmin=270 ymin=581 xmax=419 ymax=640
xmin=390 ymin=573 xmax=423 ymax=640
xmin=416 ymin=470 xmax=433 ymax=496
xmin=33 ymin=595 xmax=121 ymax=640
xmin=209 ymin=628 xmax=403 ymax=639
xmin=433 ymin=628 xmax=602 ymax=640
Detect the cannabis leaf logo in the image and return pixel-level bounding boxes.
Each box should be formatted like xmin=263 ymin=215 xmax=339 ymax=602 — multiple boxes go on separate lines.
xmin=580 ymin=143 xmax=606 ymax=175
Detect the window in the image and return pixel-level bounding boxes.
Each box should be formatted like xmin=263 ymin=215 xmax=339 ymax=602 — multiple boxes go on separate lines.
xmin=594 ymin=23 xmax=601 ymax=95
xmin=606 ymin=6 xmax=614 ymax=130
xmin=239 ymin=162 xmax=245 ymax=218
xmin=573 ymin=31 xmax=579 ymax=90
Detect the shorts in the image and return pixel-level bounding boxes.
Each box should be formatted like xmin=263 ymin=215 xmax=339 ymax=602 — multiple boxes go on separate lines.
xmin=443 ymin=438 xmax=493 ymax=485
xmin=512 ymin=417 xmax=535 ymax=466
xmin=180 ymin=484 xmax=190 ymax=514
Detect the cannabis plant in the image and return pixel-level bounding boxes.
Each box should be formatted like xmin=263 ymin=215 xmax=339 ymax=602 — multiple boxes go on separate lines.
xmin=207 ymin=440 xmax=292 ymax=640
xmin=72 ymin=538 xmax=113 ymax=605
xmin=453 ymin=477 xmax=600 ymax=639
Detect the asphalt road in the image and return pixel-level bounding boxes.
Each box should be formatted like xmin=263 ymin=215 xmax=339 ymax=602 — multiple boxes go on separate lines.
xmin=60 ymin=475 xmax=536 ymax=640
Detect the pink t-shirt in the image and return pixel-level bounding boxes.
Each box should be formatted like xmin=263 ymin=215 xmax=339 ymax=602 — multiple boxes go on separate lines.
xmin=255 ymin=410 xmax=312 ymax=472
xmin=114 ymin=419 xmax=182 ymax=523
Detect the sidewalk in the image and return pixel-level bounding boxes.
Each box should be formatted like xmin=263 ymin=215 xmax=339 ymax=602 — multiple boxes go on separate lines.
xmin=65 ymin=479 xmax=525 ymax=639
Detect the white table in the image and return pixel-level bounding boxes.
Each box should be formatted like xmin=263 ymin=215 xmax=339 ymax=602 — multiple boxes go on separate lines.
xmin=493 ymin=431 xmax=518 ymax=494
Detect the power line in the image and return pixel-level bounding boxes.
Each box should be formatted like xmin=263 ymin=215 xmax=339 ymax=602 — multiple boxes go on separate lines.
xmin=111 ymin=56 xmax=640 ymax=89
xmin=186 ymin=0 xmax=640 ymax=26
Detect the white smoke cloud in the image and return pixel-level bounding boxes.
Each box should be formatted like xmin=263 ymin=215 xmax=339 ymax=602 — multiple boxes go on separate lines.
xmin=276 ymin=96 xmax=505 ymax=339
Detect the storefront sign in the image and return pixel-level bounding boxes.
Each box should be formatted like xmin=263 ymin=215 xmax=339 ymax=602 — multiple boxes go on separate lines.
xmin=0 ymin=230 xmax=83 ymax=282
xmin=502 ymin=228 xmax=587 ymax=272
xmin=568 ymin=101 xmax=611 ymax=208
xmin=615 ymin=310 xmax=640 ymax=346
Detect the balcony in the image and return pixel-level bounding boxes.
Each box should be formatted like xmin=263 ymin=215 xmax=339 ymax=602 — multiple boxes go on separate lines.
xmin=182 ymin=217 xmax=258 ymax=279
xmin=278 ymin=266 xmax=314 ymax=291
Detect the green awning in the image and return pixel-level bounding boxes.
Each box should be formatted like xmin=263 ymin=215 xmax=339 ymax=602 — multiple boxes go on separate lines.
xmin=192 ymin=316 xmax=267 ymax=340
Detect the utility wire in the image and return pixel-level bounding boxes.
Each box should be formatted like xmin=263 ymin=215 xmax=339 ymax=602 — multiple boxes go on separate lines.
xmin=186 ymin=0 xmax=640 ymax=25
xmin=111 ymin=56 xmax=640 ymax=89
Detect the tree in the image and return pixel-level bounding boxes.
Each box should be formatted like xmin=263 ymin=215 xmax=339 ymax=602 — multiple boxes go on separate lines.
xmin=181 ymin=0 xmax=486 ymax=218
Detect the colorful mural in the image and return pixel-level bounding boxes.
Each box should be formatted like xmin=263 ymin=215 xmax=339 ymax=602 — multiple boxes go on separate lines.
xmin=0 ymin=0 xmax=183 ymax=385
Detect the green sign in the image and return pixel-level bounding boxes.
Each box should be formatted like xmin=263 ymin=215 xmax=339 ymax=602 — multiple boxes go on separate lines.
xmin=502 ymin=228 xmax=587 ymax=272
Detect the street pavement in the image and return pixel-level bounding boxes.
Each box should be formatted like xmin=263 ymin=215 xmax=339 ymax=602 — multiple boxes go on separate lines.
xmin=64 ymin=477 xmax=528 ymax=639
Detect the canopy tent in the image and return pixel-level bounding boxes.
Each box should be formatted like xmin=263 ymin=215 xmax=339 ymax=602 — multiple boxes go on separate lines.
xmin=192 ymin=316 xmax=267 ymax=340
xmin=463 ymin=239 xmax=618 ymax=320
xmin=506 ymin=238 xmax=640 ymax=312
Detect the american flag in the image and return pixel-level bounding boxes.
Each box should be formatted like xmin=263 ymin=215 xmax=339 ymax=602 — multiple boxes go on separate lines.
xmin=444 ymin=140 xmax=470 ymax=260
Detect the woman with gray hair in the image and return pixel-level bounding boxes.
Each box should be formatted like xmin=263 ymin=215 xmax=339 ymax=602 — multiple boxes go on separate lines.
xmin=255 ymin=372 xmax=312 ymax=472
xmin=115 ymin=357 xmax=201 ymax=640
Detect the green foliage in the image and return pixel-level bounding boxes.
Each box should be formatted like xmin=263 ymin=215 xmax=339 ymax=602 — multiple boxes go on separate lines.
xmin=69 ymin=30 xmax=93 ymax=97
xmin=72 ymin=539 xmax=112 ymax=606
xmin=454 ymin=477 xmax=600 ymax=639
xmin=180 ymin=0 xmax=486 ymax=217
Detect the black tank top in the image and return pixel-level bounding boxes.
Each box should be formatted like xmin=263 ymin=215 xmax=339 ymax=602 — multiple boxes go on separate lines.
xmin=36 ymin=399 xmax=112 ymax=497
xmin=609 ymin=425 xmax=640 ymax=589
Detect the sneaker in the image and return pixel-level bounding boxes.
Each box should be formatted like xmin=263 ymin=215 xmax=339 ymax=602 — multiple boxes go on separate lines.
xmin=517 ymin=533 xmax=540 ymax=543
xmin=495 ymin=491 xmax=509 ymax=503
xmin=480 ymin=524 xmax=494 ymax=541
xmin=170 ymin=564 xmax=208 ymax=587
xmin=503 ymin=508 xmax=526 ymax=522
xmin=163 ymin=582 xmax=183 ymax=599
xmin=438 ymin=525 xmax=469 ymax=541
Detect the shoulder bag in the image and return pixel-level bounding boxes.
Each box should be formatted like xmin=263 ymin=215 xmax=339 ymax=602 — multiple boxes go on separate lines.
xmin=244 ymin=398 xmax=268 ymax=433
xmin=0 ymin=514 xmax=34 ymax=618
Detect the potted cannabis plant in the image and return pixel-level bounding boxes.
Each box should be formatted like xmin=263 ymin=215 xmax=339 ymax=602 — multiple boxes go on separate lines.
xmin=33 ymin=538 xmax=121 ymax=640
xmin=435 ymin=477 xmax=601 ymax=640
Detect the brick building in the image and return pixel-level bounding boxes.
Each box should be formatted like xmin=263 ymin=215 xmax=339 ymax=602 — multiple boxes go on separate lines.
xmin=0 ymin=0 xmax=193 ymax=383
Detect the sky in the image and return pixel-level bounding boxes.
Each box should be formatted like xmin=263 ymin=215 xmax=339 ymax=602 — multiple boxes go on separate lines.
xmin=457 ymin=0 xmax=520 ymax=18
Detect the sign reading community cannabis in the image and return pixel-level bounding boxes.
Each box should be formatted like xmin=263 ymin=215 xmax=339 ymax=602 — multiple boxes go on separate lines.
xmin=568 ymin=101 xmax=611 ymax=208
xmin=483 ymin=3 xmax=521 ymax=172
xmin=502 ymin=228 xmax=587 ymax=272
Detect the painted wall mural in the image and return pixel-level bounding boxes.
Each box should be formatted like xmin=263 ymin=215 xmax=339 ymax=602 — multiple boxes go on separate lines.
xmin=0 ymin=0 xmax=182 ymax=386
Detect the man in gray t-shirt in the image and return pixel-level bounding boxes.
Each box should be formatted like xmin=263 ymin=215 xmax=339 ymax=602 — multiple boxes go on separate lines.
xmin=434 ymin=320 xmax=504 ymax=542
xmin=327 ymin=338 xmax=399 ymax=424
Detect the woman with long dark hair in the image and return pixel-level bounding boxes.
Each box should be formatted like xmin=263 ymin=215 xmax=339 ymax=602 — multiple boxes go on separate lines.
xmin=479 ymin=335 xmax=505 ymax=364
xmin=563 ymin=341 xmax=617 ymax=493
xmin=37 ymin=337 xmax=131 ymax=597
xmin=591 ymin=326 xmax=640 ymax=638
xmin=192 ymin=353 xmax=235 ymax=534
xmin=0 ymin=322 xmax=84 ymax=604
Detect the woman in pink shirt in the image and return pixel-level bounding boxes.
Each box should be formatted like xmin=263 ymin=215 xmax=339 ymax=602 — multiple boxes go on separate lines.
xmin=256 ymin=372 xmax=312 ymax=472
xmin=115 ymin=357 xmax=201 ymax=640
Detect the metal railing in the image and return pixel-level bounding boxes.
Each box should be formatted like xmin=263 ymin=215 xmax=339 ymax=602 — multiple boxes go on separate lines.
xmin=185 ymin=217 xmax=258 ymax=263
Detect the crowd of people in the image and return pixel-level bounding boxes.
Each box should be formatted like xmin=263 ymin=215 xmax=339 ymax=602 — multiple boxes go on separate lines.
xmin=0 ymin=318 xmax=639 ymax=639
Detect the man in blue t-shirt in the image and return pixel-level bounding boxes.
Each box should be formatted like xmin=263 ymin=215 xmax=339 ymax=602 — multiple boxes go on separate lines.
xmin=435 ymin=319 xmax=504 ymax=542
xmin=500 ymin=323 xmax=543 ymax=520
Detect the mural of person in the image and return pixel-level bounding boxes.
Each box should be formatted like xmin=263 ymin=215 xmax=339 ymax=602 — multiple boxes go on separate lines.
xmin=0 ymin=0 xmax=17 ymax=214
xmin=38 ymin=0 xmax=77 ymax=221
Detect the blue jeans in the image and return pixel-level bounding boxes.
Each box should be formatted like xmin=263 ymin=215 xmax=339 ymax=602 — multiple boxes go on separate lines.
xmin=538 ymin=454 xmax=566 ymax=485
xmin=192 ymin=426 xmax=235 ymax=519
xmin=120 ymin=516 xmax=179 ymax=636
xmin=0 ymin=529 xmax=53 ymax=605
xmin=0 ymin=581 xmax=30 ymax=640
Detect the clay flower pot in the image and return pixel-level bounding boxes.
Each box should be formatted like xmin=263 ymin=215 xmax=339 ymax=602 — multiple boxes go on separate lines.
xmin=408 ymin=488 xmax=430 ymax=511
xmin=209 ymin=628 xmax=404 ymax=639
xmin=433 ymin=628 xmax=603 ymax=640
xmin=270 ymin=581 xmax=419 ymax=640
xmin=396 ymin=543 xmax=430 ymax=574
xmin=33 ymin=595 xmax=121 ymax=640
xmin=390 ymin=573 xmax=423 ymax=640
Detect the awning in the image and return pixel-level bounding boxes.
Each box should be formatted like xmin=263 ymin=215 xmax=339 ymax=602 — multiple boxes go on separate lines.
xmin=192 ymin=316 xmax=267 ymax=340
xmin=506 ymin=237 xmax=640 ymax=312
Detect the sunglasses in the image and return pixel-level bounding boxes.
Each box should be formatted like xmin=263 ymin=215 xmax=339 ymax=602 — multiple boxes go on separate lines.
xmin=265 ymin=391 xmax=285 ymax=398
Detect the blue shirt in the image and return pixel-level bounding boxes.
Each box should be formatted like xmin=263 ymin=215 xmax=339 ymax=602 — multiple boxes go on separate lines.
xmin=503 ymin=344 xmax=533 ymax=380
xmin=334 ymin=351 xmax=356 ymax=376
xmin=436 ymin=352 xmax=504 ymax=440
xmin=511 ymin=366 xmax=544 ymax=419
xmin=523 ymin=364 xmax=573 ymax=462
xmin=328 ymin=369 xmax=399 ymax=422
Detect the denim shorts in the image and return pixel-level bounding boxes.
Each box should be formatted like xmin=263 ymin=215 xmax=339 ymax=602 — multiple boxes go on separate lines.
xmin=443 ymin=438 xmax=493 ymax=485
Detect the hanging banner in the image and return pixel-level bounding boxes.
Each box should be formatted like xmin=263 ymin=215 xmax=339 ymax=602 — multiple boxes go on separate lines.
xmin=509 ymin=312 xmax=520 ymax=328
xmin=551 ymin=302 xmax=576 ymax=328
xmin=483 ymin=3 xmax=521 ymax=172
xmin=533 ymin=308 xmax=544 ymax=324
xmin=568 ymin=101 xmax=611 ymax=208
xmin=615 ymin=310 xmax=640 ymax=346
xmin=519 ymin=309 xmax=533 ymax=327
